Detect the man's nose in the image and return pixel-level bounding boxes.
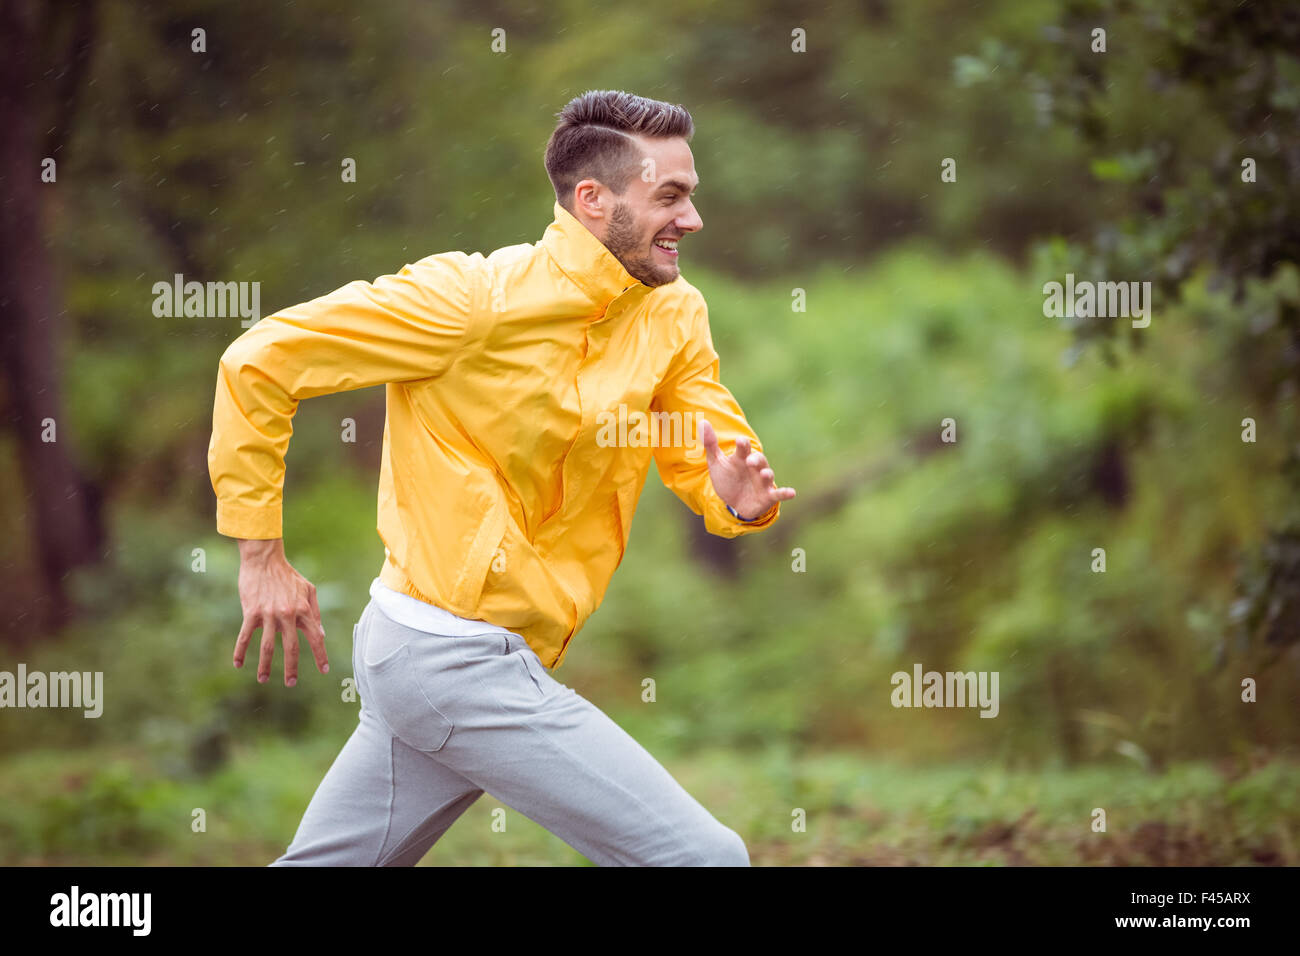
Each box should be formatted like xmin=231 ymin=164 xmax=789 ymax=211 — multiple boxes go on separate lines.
xmin=679 ymin=199 xmax=703 ymax=234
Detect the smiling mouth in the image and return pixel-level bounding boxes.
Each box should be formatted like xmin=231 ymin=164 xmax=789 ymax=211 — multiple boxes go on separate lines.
xmin=652 ymin=237 xmax=679 ymax=259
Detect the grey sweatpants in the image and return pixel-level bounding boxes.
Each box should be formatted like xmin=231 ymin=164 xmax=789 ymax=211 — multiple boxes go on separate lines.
xmin=270 ymin=597 xmax=750 ymax=866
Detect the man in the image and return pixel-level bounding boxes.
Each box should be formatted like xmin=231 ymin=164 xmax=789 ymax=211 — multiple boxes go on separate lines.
xmin=208 ymin=89 xmax=795 ymax=866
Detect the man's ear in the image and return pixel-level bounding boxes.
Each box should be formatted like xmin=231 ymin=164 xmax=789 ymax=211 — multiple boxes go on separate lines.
xmin=573 ymin=180 xmax=606 ymax=223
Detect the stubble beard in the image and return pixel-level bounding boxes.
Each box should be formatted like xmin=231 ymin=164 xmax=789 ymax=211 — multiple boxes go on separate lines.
xmin=603 ymin=201 xmax=677 ymax=289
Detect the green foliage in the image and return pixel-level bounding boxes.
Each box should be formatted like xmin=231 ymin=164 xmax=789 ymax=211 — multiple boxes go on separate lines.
xmin=3 ymin=0 xmax=1298 ymax=863
xmin=974 ymin=0 xmax=1300 ymax=660
xmin=8 ymin=249 xmax=1296 ymax=777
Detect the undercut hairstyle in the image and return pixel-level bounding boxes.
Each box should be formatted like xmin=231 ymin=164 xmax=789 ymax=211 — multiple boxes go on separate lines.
xmin=544 ymin=90 xmax=695 ymax=213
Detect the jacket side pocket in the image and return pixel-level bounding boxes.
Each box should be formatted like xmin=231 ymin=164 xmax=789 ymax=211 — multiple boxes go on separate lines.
xmin=450 ymin=495 xmax=508 ymax=610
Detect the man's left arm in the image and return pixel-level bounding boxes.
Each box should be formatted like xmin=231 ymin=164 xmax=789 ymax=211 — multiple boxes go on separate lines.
xmin=649 ymin=294 xmax=795 ymax=538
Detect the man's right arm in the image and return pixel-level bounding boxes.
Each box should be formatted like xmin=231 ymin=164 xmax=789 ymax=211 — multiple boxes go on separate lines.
xmin=209 ymin=252 xmax=482 ymax=684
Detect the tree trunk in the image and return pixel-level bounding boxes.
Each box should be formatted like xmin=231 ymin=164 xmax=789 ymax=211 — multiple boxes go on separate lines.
xmin=0 ymin=0 xmax=105 ymax=643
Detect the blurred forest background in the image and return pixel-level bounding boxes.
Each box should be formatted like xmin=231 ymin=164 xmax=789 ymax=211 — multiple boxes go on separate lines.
xmin=1 ymin=0 xmax=1297 ymax=864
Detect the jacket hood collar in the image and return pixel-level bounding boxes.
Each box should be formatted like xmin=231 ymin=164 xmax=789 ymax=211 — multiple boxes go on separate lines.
xmin=540 ymin=200 xmax=647 ymax=310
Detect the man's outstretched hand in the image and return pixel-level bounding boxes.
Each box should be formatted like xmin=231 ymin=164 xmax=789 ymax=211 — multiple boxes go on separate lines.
xmin=234 ymin=538 xmax=329 ymax=686
xmin=698 ymin=418 xmax=796 ymax=521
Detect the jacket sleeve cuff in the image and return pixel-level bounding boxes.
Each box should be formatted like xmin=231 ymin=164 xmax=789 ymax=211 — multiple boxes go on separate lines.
xmin=216 ymin=500 xmax=283 ymax=539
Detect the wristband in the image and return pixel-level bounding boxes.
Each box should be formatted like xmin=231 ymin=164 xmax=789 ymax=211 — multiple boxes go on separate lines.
xmin=726 ymin=502 xmax=765 ymax=523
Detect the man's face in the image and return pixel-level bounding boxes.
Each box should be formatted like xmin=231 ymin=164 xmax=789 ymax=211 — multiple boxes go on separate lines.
xmin=591 ymin=135 xmax=703 ymax=288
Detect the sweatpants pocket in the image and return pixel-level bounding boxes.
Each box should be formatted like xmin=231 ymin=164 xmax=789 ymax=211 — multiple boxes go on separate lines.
xmin=366 ymin=643 xmax=454 ymax=752
xmin=509 ymin=640 xmax=560 ymax=701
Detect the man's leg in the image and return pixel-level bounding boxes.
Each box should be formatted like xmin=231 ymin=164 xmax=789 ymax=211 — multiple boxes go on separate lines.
xmin=270 ymin=710 xmax=485 ymax=866
xmin=270 ymin=607 xmax=483 ymax=866
xmin=443 ymin=647 xmax=750 ymax=867
xmin=360 ymin=602 xmax=750 ymax=866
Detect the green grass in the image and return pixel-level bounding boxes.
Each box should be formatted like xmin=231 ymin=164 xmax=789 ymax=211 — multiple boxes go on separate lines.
xmin=2 ymin=741 xmax=1294 ymax=865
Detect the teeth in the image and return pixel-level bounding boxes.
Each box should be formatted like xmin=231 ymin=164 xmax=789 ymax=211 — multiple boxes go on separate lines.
xmin=653 ymin=239 xmax=677 ymax=250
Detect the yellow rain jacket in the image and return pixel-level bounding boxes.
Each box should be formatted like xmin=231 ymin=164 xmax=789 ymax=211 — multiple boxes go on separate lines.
xmin=208 ymin=201 xmax=780 ymax=668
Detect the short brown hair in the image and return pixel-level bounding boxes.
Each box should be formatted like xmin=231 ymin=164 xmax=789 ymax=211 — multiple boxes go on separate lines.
xmin=544 ymin=90 xmax=695 ymax=212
